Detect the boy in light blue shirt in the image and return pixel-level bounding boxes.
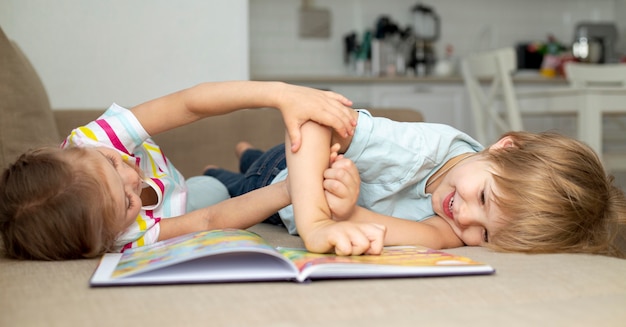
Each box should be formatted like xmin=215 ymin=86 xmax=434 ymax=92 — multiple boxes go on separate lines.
xmin=206 ymin=109 xmax=626 ymax=258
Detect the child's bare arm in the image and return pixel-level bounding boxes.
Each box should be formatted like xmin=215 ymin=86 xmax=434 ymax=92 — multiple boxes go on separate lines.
xmin=286 ymin=120 xmax=385 ymax=255
xmin=157 ymin=180 xmax=291 ymax=241
xmin=129 ymin=81 xmax=356 ymax=152
xmin=343 ymin=207 xmax=464 ymax=249
xmin=285 ymin=121 xmax=334 ymax=250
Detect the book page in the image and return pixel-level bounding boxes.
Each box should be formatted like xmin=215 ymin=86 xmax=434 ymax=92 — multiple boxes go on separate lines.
xmin=278 ymin=246 xmax=494 ymax=282
xmin=111 ymin=229 xmax=280 ymax=279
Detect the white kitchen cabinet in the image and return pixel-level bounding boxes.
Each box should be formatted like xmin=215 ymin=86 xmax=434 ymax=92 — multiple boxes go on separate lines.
xmin=271 ymin=76 xmax=570 ymax=142
xmin=369 ymin=84 xmax=471 ymax=134
xmin=302 ymin=84 xmax=375 ymax=109
xmin=291 ymin=80 xmax=473 ymax=135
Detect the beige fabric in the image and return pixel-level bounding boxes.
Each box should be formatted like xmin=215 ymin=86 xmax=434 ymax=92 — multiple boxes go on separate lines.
xmin=0 ymin=28 xmax=59 ymax=171
xmin=2 ymin=224 xmax=626 ymax=327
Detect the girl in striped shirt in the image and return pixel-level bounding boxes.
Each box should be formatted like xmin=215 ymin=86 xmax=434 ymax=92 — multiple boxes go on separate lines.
xmin=0 ymin=81 xmax=371 ymax=260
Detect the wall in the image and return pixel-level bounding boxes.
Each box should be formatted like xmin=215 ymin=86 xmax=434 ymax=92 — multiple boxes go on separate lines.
xmin=250 ymin=0 xmax=622 ymax=77
xmin=0 ymin=0 xmax=249 ymax=109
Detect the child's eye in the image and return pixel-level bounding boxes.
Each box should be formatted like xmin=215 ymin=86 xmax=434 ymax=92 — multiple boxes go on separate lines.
xmin=483 ymin=229 xmax=489 ymax=243
xmin=480 ymin=190 xmax=486 ymax=204
xmin=106 ymin=155 xmax=118 ymax=167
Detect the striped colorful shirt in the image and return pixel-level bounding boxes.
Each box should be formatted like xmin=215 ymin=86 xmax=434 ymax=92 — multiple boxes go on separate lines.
xmin=61 ymin=103 xmax=187 ymax=251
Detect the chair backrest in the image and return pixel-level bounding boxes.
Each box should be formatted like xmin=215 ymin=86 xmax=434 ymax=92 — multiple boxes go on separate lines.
xmin=564 ymin=62 xmax=626 ymax=88
xmin=461 ymin=47 xmax=522 ymax=145
xmin=563 ymin=62 xmax=626 ymax=172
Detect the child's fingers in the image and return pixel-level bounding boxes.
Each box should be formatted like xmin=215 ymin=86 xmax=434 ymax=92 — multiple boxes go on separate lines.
xmin=323 ymin=173 xmax=355 ymax=199
xmin=332 ymin=237 xmax=354 ymax=256
xmin=329 ymin=152 xmax=338 ymax=165
xmin=363 ymin=223 xmax=386 ymax=255
xmin=333 ymin=234 xmax=369 ymax=256
xmin=318 ymin=102 xmax=355 ymax=138
xmin=285 ymin=122 xmax=302 ymax=153
xmin=328 ymin=143 xmax=341 ymax=165
xmin=330 ymin=224 xmax=383 ymax=256
xmin=325 ymin=223 xmax=364 ymax=256
xmin=349 ymin=231 xmax=376 ymax=255
xmin=323 ymin=91 xmax=355 ymax=126
xmin=325 ymin=90 xmax=354 ymax=108
xmin=325 ymin=159 xmax=360 ymax=190
xmin=323 ymin=179 xmax=347 ymax=198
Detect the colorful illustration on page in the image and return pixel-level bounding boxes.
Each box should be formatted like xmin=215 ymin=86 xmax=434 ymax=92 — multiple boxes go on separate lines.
xmin=111 ymin=229 xmax=272 ymax=278
xmin=278 ymin=247 xmax=480 ymax=272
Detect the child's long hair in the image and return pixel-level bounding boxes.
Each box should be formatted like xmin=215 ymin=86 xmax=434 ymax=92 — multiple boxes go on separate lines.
xmin=486 ymin=131 xmax=626 ymax=258
xmin=0 ymin=147 xmax=119 ymax=260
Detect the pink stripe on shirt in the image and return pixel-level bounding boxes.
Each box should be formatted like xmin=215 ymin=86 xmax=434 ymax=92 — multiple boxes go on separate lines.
xmin=96 ymin=119 xmax=130 ymax=154
xmin=144 ymin=210 xmax=161 ymax=225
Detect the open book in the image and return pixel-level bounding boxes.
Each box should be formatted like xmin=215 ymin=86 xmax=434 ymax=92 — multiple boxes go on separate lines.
xmin=90 ymin=229 xmax=494 ymax=286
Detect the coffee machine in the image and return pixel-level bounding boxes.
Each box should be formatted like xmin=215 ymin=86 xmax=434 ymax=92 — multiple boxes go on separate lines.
xmin=572 ymin=22 xmax=619 ymax=63
xmin=411 ymin=3 xmax=439 ymax=75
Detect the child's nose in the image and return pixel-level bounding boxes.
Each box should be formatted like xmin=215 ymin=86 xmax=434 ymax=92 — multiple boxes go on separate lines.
xmin=455 ymin=208 xmax=481 ymax=228
xmin=456 ymin=215 xmax=472 ymax=228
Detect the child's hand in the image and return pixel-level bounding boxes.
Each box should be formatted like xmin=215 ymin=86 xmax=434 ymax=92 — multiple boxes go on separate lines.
xmin=275 ymin=84 xmax=355 ymax=152
xmin=323 ymin=152 xmax=360 ymax=220
xmin=304 ymin=221 xmax=386 ymax=256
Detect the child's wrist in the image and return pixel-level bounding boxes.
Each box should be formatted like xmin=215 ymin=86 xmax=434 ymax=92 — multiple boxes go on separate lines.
xmin=299 ymin=219 xmax=336 ymax=253
xmin=266 ymin=81 xmax=288 ymax=109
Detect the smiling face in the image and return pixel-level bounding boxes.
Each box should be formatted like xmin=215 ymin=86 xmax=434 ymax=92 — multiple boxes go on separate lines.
xmin=82 ymin=147 xmax=143 ymax=231
xmin=429 ymin=153 xmax=508 ymax=246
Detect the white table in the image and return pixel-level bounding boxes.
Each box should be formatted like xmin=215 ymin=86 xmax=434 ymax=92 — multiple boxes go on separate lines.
xmin=517 ymin=87 xmax=626 ymax=170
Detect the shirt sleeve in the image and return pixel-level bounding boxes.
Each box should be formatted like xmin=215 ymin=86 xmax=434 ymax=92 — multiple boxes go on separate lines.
xmin=61 ymin=103 xmax=150 ymax=155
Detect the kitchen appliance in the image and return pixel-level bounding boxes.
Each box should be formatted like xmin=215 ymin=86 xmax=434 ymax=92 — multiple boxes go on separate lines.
xmin=516 ymin=42 xmax=544 ymax=70
xmin=411 ymin=3 xmax=440 ymax=75
xmin=572 ymin=22 xmax=619 ymax=63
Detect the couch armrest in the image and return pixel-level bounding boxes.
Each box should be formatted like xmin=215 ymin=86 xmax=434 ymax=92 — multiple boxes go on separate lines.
xmin=53 ymin=109 xmax=104 ymax=140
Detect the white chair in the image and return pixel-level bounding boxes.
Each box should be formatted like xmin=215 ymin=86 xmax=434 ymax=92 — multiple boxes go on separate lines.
xmin=564 ymin=62 xmax=626 ymax=171
xmin=460 ymin=47 xmax=523 ymax=145
xmin=461 ymin=50 xmax=626 ymax=171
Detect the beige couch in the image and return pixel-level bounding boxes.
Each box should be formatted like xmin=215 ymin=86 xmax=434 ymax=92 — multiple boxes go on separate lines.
xmin=2 ymin=26 xmax=626 ymax=327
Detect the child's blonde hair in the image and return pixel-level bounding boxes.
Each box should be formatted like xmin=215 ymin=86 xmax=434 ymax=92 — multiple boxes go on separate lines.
xmin=0 ymin=147 xmax=120 ymax=260
xmin=486 ymin=131 xmax=626 ymax=257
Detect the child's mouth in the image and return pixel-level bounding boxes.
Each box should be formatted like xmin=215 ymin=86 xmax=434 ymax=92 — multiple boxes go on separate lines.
xmin=443 ymin=191 xmax=455 ymax=220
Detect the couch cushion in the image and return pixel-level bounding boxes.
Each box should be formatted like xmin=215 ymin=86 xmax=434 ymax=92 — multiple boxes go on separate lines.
xmin=0 ymin=27 xmax=59 ymax=171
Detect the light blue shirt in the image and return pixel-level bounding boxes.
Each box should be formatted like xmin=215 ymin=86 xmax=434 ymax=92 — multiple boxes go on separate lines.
xmin=273 ymin=109 xmax=484 ymax=234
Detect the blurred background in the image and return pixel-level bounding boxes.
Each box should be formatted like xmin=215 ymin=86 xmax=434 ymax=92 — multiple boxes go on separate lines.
xmin=1 ymin=0 xmax=625 ymax=109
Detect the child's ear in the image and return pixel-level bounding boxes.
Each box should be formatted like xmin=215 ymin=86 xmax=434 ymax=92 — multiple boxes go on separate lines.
xmin=489 ymin=136 xmax=516 ymax=151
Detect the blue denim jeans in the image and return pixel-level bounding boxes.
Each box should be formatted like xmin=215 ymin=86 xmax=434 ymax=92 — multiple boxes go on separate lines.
xmin=204 ymin=143 xmax=287 ymax=225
